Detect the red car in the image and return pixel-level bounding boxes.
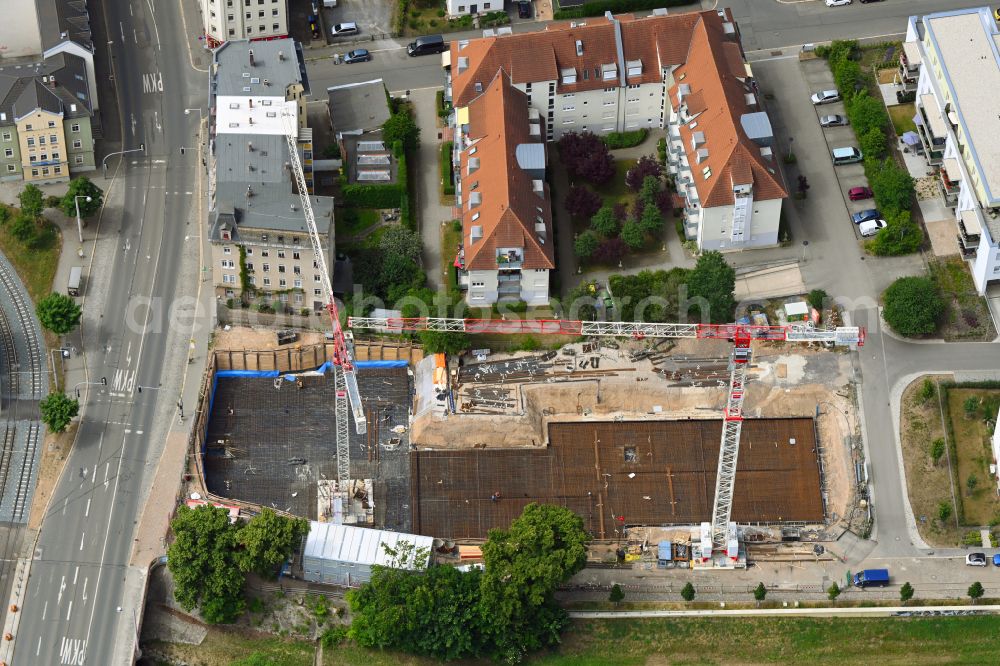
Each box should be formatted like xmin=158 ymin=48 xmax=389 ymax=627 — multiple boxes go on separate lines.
xmin=848 ymin=186 xmax=873 ymax=201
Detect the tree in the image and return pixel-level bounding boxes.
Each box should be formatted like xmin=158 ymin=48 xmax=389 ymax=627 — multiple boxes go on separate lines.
xmin=558 ymin=131 xmax=614 ymax=185
xmin=869 ymin=210 xmax=923 ymax=256
xmin=39 ymin=392 xmax=79 ymax=433
xmin=590 ymin=206 xmax=619 ymax=238
xmin=680 ymin=582 xmax=696 ymax=602
xmin=869 ymin=159 xmax=915 ymax=218
xmin=480 ymin=503 xmax=589 ymax=660
xmin=846 ymin=92 xmax=888 ymax=137
xmin=685 ymin=251 xmax=736 ymax=324
xmin=827 ymin=582 xmax=841 ymax=602
xmin=235 ymin=508 xmax=308 ymax=578
xmin=833 ymin=59 xmax=862 ymax=97
xmin=807 ymin=289 xmax=828 ymax=312
xmin=593 ymin=237 xmax=627 ymax=264
xmin=620 ymin=221 xmax=644 ymax=250
xmin=938 ymin=500 xmax=952 ymax=522
xmin=574 ymin=230 xmax=600 ymax=260
xmin=930 ymin=438 xmax=946 ymax=464
xmin=18 ymin=184 xmax=44 ymax=219
xmin=919 ymin=378 xmax=936 ymax=403
xmin=900 ymin=581 xmax=914 ymax=604
xmin=753 ymin=582 xmax=767 ymax=607
xmin=419 ymin=329 xmax=469 ymax=355
xmin=36 ymin=293 xmax=83 ymax=335
xmin=9 ymin=213 xmax=36 ymax=242
xmin=881 ymin=276 xmax=944 ymax=337
xmin=638 ymin=203 xmax=663 ymax=234
xmin=625 ymin=155 xmax=662 ymax=191
xmin=859 ymin=127 xmax=887 ymax=159
xmin=563 ymin=185 xmax=603 ymax=220
xmin=167 ymin=504 xmax=246 ymax=624
xmin=796 ymin=175 xmax=810 ymax=200
xmin=609 ymin=584 xmax=625 ymax=606
xmin=638 ymin=174 xmax=661 ymax=204
xmin=655 ymin=188 xmax=674 ymax=217
xmin=966 ymin=473 xmax=979 ymax=497
xmin=59 ymin=177 xmax=104 ymax=219
xmin=968 ymin=581 xmax=984 ymax=604
xmin=382 ymin=111 xmax=420 ymax=152
xmin=378 ymin=225 xmax=422 ymax=262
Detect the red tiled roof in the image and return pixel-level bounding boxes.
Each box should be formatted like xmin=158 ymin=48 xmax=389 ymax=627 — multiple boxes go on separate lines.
xmin=460 ymin=71 xmax=555 ymax=272
xmin=670 ymin=11 xmax=787 ymax=207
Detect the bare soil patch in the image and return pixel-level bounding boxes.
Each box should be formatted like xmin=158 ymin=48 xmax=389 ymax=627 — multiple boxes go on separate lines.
xmin=946 ymin=388 xmax=1000 ymax=526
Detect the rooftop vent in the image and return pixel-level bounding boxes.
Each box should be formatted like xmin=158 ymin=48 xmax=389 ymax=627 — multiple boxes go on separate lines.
xmin=246 ymin=185 xmax=253 ymax=197
xmin=469 ymin=191 xmax=482 ymax=208
xmin=278 ymin=51 xmax=285 ymax=61
xmin=575 ymin=40 xmax=583 ymax=56
xmin=468 ymin=156 xmax=480 ymax=173
xmin=692 ymin=131 xmax=705 ymax=147
xmin=248 ymin=141 xmax=254 ymax=152
xmin=249 ymin=49 xmax=255 ymax=67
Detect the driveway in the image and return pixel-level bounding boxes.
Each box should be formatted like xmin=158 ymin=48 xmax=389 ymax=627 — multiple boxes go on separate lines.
xmin=408 ymin=87 xmax=450 ymax=293
xmin=323 ymin=0 xmax=394 ymax=45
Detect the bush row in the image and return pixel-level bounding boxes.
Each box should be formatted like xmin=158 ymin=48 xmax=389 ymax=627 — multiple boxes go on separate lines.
xmin=554 ymin=0 xmax=694 ymax=20
xmin=602 ymin=128 xmax=648 ymax=150
xmin=440 ymin=141 xmax=454 ymax=196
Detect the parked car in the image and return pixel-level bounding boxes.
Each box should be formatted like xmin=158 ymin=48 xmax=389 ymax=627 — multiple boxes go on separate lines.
xmin=826 ymin=0 xmax=851 ymax=6
xmin=853 ymin=569 xmax=889 ymax=588
xmin=343 ymin=49 xmax=371 ymax=64
xmin=331 ymin=21 xmax=359 ymax=36
xmin=967 ymin=552 xmax=988 ymax=567
xmin=851 ymin=208 xmax=881 ymax=224
xmin=993 ymin=553 xmax=1000 ymax=567
xmin=848 ymin=186 xmax=874 ymax=201
xmin=517 ymin=0 xmax=532 ymax=18
xmin=820 ymin=114 xmax=848 ymax=127
xmin=811 ymin=89 xmax=841 ymax=105
xmin=858 ymin=219 xmax=887 ymax=237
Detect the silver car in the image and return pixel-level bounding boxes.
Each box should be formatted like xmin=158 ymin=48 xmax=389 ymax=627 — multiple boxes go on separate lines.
xmin=820 ymin=114 xmax=848 ymax=127
xmin=811 ymin=89 xmax=840 ymax=105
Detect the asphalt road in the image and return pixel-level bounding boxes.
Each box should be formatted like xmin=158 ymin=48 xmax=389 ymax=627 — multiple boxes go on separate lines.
xmin=11 ymin=0 xmax=200 ymax=662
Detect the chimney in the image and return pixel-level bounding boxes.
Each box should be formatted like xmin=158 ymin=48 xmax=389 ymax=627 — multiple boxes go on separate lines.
xmin=249 ymin=49 xmax=255 ymax=67
xmin=249 ymin=98 xmax=254 ymax=108
xmin=248 ymin=141 xmax=254 ymax=152
xmin=246 ymin=185 xmax=253 ymax=197
xmin=248 ymin=117 xmax=253 ymax=125
xmin=278 ymin=51 xmax=285 ymax=61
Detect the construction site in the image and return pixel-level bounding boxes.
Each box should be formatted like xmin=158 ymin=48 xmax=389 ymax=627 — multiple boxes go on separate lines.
xmin=191 ymin=322 xmax=864 ymax=568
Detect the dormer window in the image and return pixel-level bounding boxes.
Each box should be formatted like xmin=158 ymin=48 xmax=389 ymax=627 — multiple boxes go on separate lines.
xmin=602 ymin=63 xmax=617 ymax=81
xmin=474 ymin=82 xmax=483 ymax=93
xmin=469 ymin=191 xmax=482 ymax=208
xmin=467 ymin=157 xmax=480 ymax=173
xmin=561 ymin=67 xmax=577 ymax=85
xmin=626 ymin=59 xmax=642 ymax=77
xmin=458 ymin=56 xmax=469 ymax=74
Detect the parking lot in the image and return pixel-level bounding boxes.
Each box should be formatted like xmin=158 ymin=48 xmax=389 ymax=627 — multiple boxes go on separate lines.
xmin=322 ymin=0 xmax=394 ymax=45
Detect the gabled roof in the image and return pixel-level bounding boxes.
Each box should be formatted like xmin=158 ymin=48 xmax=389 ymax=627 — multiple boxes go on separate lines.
xmin=327 ymin=79 xmax=390 ymax=134
xmin=0 ymin=51 xmax=92 ymax=122
xmin=461 ymin=71 xmax=554 ymax=272
xmin=670 ymin=12 xmax=787 ymax=207
xmin=450 ymin=11 xmax=702 ymax=107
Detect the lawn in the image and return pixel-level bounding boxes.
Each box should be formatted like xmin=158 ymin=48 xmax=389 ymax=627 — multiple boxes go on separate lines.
xmin=888 ymin=103 xmax=917 ymax=136
xmin=147 ymin=627 xmax=315 ymax=666
xmin=441 ymin=219 xmax=462 ymax=300
xmin=899 ymin=375 xmax=961 ymax=546
xmin=593 ymin=159 xmax=636 ymax=207
xmin=929 ymin=257 xmax=996 ymax=341
xmin=335 ymin=208 xmax=381 ymax=240
xmin=946 ymin=387 xmax=1000 ymax=527
xmin=0 ymin=204 xmax=61 ymax=304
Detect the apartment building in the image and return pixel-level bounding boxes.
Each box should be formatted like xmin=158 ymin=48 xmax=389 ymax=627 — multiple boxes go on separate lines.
xmin=208 ymin=39 xmax=334 ymax=308
xmin=447 ymin=9 xmax=785 ymax=252
xmin=0 ymin=52 xmax=97 ymax=184
xmin=201 ymin=0 xmax=289 ymax=48
xmin=905 ymin=7 xmax=1000 ymax=294
xmin=456 ymin=71 xmax=554 ymax=305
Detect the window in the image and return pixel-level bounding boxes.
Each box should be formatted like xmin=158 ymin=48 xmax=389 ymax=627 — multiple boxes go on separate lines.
xmin=226 ymin=290 xmax=235 ymax=298
xmin=292 ymin=252 xmax=300 ymax=260
xmin=54 ymin=166 xmax=61 ymax=174
xmin=24 ymin=124 xmax=32 ymax=131
xmin=246 ymin=26 xmax=253 ymax=33
xmin=221 ymin=259 xmax=235 ymax=269
xmin=38 ymin=137 xmax=45 ymax=145
xmin=31 ymin=169 xmax=38 ymax=177
xmin=50 ymin=135 xmax=57 ymax=144
xmin=245 ymin=11 xmax=251 ymax=18
xmin=42 ymin=167 xmax=49 ymax=175
xmin=26 ymin=138 xmax=34 ymax=147
xmin=262 ymin=263 xmax=270 ymax=271
xmin=458 ymin=4 xmax=465 ymax=10
xmin=277 ymin=235 xmax=284 ymax=243
xmin=278 ymin=265 xmax=286 ymax=273
xmin=314 ymin=288 xmax=322 ymax=296
xmin=263 ymin=277 xmax=271 ymax=286
xmin=562 ymin=106 xmax=575 ymax=111
xmin=71 ymin=124 xmax=80 ymax=133
xmin=6 ymin=165 xmax=14 ymax=173
xmin=314 ymin=274 xmax=321 ymax=282
xmin=279 ymin=278 xmax=287 ymax=288
xmin=47 ymin=120 xmax=56 ymax=128
xmin=294 ymin=278 xmax=302 ymax=288
xmin=29 ymin=155 xmax=37 ymax=163
xmin=277 ymin=250 xmax=285 ymax=258
xmin=272 ymin=23 xmax=278 ymax=29
xmin=272 ymin=8 xmax=278 ymax=15
xmin=227 ymin=13 xmax=234 ymax=20
xmin=3 ymin=149 xmax=10 ymax=158
xmin=72 ymin=140 xmax=82 ymax=149
xmin=258 ymin=10 xmax=264 ymax=17
xmin=1 ymin=133 xmax=9 ymax=141
xmin=52 ymin=152 xmax=59 ymax=160
xmin=293 ymin=266 xmax=301 ymax=275
xmin=261 ymin=249 xmax=269 ymax=257
xmin=246 ymin=263 xmax=254 ymax=271
xmin=562 ymin=119 xmax=575 ymax=125
xmin=229 ymin=28 xmax=235 ymax=35
xmin=246 ymin=248 xmax=253 ymax=255
xmin=249 ymin=276 xmax=256 ymax=285
xmin=223 ymin=246 xmax=232 ymax=255
xmin=222 ymin=274 xmax=236 ymax=284
xmin=484 ymin=2 xmax=491 ymax=7
xmin=75 ymin=156 xmax=83 ymax=165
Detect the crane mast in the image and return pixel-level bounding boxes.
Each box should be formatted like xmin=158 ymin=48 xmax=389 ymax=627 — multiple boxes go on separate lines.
xmin=350 ymin=314 xmax=862 ymax=559
xmin=283 ymin=119 xmax=366 ymax=491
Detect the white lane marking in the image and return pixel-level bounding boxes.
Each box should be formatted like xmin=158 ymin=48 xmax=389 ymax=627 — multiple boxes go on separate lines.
xmin=119 ymin=21 xmax=125 ymax=43
xmin=62 ymin=496 xmax=68 ymax=515
xmin=36 ymin=635 xmax=41 ymax=656
xmin=73 ymin=566 xmax=79 ymax=585
xmin=85 ymin=498 xmax=91 ymax=517
xmin=79 ymin=532 xmax=85 ymax=551
xmin=42 ymin=601 xmax=47 ymax=620
xmin=104 ymin=462 xmax=110 ymax=489
xmin=137 ymin=430 xmax=144 ymax=435
xmin=58 ymin=575 xmax=65 ymax=604
xmin=82 ymin=578 xmax=89 ymax=604
xmin=66 ymin=600 xmax=73 ymax=621
xmin=146 ymin=0 xmax=162 ymax=50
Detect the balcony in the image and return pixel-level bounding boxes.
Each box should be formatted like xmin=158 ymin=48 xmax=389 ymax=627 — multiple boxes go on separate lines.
xmin=496 ymin=248 xmax=523 ymax=269
xmin=939 ymin=161 xmax=960 ymax=207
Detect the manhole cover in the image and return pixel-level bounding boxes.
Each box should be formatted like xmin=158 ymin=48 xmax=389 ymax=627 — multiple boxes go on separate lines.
xmin=771 ymin=50 xmax=783 ymax=57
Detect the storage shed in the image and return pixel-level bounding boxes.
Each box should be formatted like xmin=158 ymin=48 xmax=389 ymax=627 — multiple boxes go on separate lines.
xmin=301 ymin=521 xmax=434 ymax=587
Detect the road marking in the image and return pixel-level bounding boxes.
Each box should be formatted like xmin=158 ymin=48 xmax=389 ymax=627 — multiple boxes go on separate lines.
xmin=79 ymin=532 xmax=85 ymax=551
xmin=73 ymin=566 xmax=78 ymax=585
xmin=142 ymin=70 xmax=163 ymax=94
xmin=62 ymin=496 xmax=69 ymax=515
xmin=59 ymin=636 xmax=86 ymax=665
xmin=82 ymin=578 xmax=88 ymax=604
xmin=146 ymin=0 xmax=162 ymax=50
xmin=104 ymin=462 xmax=110 ymax=489
xmin=112 ymin=368 xmax=137 ymax=393
xmin=42 ymin=601 xmax=47 ymax=620
xmin=137 ymin=430 xmax=144 ymax=435
xmin=58 ymin=575 xmax=65 ymax=604
xmin=119 ymin=21 xmax=125 ymax=43
xmin=66 ymin=600 xmax=72 ymax=620
xmin=85 ymin=498 xmax=91 ymax=517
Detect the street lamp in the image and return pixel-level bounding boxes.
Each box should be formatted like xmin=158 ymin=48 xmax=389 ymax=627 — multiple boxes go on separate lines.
xmin=73 ymin=377 xmax=107 ymax=399
xmin=184 ymin=108 xmax=204 ymax=119
xmin=49 ymin=348 xmax=70 ymax=392
xmin=74 ymin=195 xmax=92 ymax=245
xmin=102 ymin=144 xmax=146 ymax=178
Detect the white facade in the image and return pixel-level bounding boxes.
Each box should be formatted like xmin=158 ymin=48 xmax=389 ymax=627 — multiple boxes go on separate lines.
xmin=907 ymin=8 xmax=1000 ymax=293
xmin=446 ymin=0 xmax=501 ymax=17
xmin=301 ymin=522 xmax=433 ymax=587
xmin=0 ymin=0 xmax=44 ymax=57
xmin=696 ymin=197 xmax=782 ymax=252
xmin=201 ymin=0 xmax=289 ymax=46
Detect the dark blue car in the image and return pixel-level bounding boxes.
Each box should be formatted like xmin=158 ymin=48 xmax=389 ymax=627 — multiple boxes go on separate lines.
xmin=851 ymin=208 xmax=881 ymax=225
xmin=343 ymin=49 xmax=371 ymax=64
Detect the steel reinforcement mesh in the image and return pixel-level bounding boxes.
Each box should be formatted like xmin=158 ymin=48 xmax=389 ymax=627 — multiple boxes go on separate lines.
xmin=203 ymin=368 xmax=412 ymax=530
xmin=411 ymin=418 xmax=823 ymax=539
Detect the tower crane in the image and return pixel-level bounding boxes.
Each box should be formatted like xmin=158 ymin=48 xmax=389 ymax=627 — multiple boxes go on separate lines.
xmin=348 ymin=315 xmax=863 ymax=560
xmin=282 ymin=115 xmax=366 ymax=489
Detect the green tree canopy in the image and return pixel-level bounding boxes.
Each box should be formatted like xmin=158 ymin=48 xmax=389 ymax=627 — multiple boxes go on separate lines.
xmin=39 ymin=391 xmax=78 ymax=433
xmin=167 ymin=505 xmax=245 ymax=623
xmin=18 ymin=184 xmax=44 ymax=219
xmin=620 ymin=220 xmax=644 ymax=250
xmin=900 ymin=582 xmax=914 ymax=604
xmin=869 ymin=210 xmax=922 ymax=256
xmin=968 ymin=581 xmax=984 ymax=603
xmin=638 ymin=202 xmax=663 ymax=234
xmin=859 ymin=127 xmax=887 ymax=160
xmin=378 ymin=225 xmax=422 ymax=263
xmin=418 ymin=329 xmax=469 ymax=355
xmin=382 ymin=112 xmax=420 ymax=153
xmin=846 ymin=91 xmax=886 ymax=136
xmin=574 ymin=230 xmax=600 ymax=260
xmin=236 ymin=508 xmax=308 ymax=578
xmin=882 ymin=276 xmax=944 ymax=337
xmin=609 ymin=584 xmax=625 ymax=605
xmin=753 ymin=582 xmax=767 ymax=604
xmin=36 ymin=292 xmax=82 ymax=334
xmin=827 ymin=582 xmax=841 ymax=602
xmin=869 ymin=159 xmax=915 ymax=218
xmin=681 ymin=582 xmax=696 ymax=601
xmin=59 ymin=177 xmax=104 ymax=218
xmin=589 ymin=206 xmax=619 ymax=238
xmin=685 ymin=251 xmax=736 ymax=323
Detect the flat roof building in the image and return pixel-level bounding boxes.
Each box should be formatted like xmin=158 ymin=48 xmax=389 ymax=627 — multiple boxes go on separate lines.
xmin=302 ymin=522 xmax=433 ymax=587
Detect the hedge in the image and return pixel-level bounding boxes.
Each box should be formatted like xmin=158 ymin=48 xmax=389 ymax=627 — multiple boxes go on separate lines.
xmin=554 ymin=0 xmax=694 ymax=20
xmin=602 ymin=128 xmax=648 ymax=150
xmin=342 ymin=184 xmax=403 ymax=208
xmin=440 ymin=141 xmax=455 ymax=196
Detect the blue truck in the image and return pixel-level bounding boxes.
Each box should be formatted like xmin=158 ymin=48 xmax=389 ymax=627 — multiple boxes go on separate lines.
xmin=853 ymin=569 xmax=890 ymax=588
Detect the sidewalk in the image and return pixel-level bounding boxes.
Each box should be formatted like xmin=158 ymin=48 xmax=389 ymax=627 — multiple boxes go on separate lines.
xmin=410 ymin=87 xmax=451 ymax=293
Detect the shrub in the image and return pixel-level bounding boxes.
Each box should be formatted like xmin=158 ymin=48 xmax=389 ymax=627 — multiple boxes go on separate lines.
xmin=900 ymin=582 xmax=914 ymax=604
xmin=18 ymin=184 xmax=43 ymax=219
xmin=963 ymin=396 xmax=980 ymax=417
xmin=553 ymin=0 xmax=693 ymax=20
xmin=681 ymin=582 xmax=695 ymax=602
xmin=847 ymin=93 xmax=888 ymax=139
xmin=341 ymin=184 xmax=404 ymax=208
xmin=382 ymin=110 xmax=420 ymax=152
xmin=620 ymin=221 xmax=644 ymax=250
xmin=882 ymin=276 xmax=943 ymax=337
xmin=868 ymin=210 xmax=922 ymax=256
xmin=657 ymin=137 xmax=667 ymax=162
xmin=807 ymin=289 xmax=828 ymax=312
xmin=563 ymin=185 xmax=603 ymax=219
xmin=859 ymin=127 xmax=887 ymax=160
xmin=919 ymin=379 xmax=937 ymax=403
xmin=9 ymin=213 xmax=36 ymax=242
xmin=603 ymin=128 xmax=648 ymax=150
xmin=609 ymin=584 xmax=625 ymax=606
xmin=589 ymin=206 xmax=619 ymax=237
xmin=833 ymin=59 xmax=862 ymax=98
xmin=868 ymin=158 xmax=915 ymax=218
xmin=625 ymin=155 xmax=662 ymax=191
xmin=574 ymin=230 xmax=600 ymax=259
xmin=827 ymin=582 xmax=841 ymax=602
xmin=440 ymin=141 xmax=454 ymax=196
xmin=938 ymin=501 xmax=953 ymax=522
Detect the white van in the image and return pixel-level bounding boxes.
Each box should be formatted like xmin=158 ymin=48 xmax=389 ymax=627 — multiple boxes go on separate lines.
xmin=831 ymin=146 xmax=863 ymax=165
